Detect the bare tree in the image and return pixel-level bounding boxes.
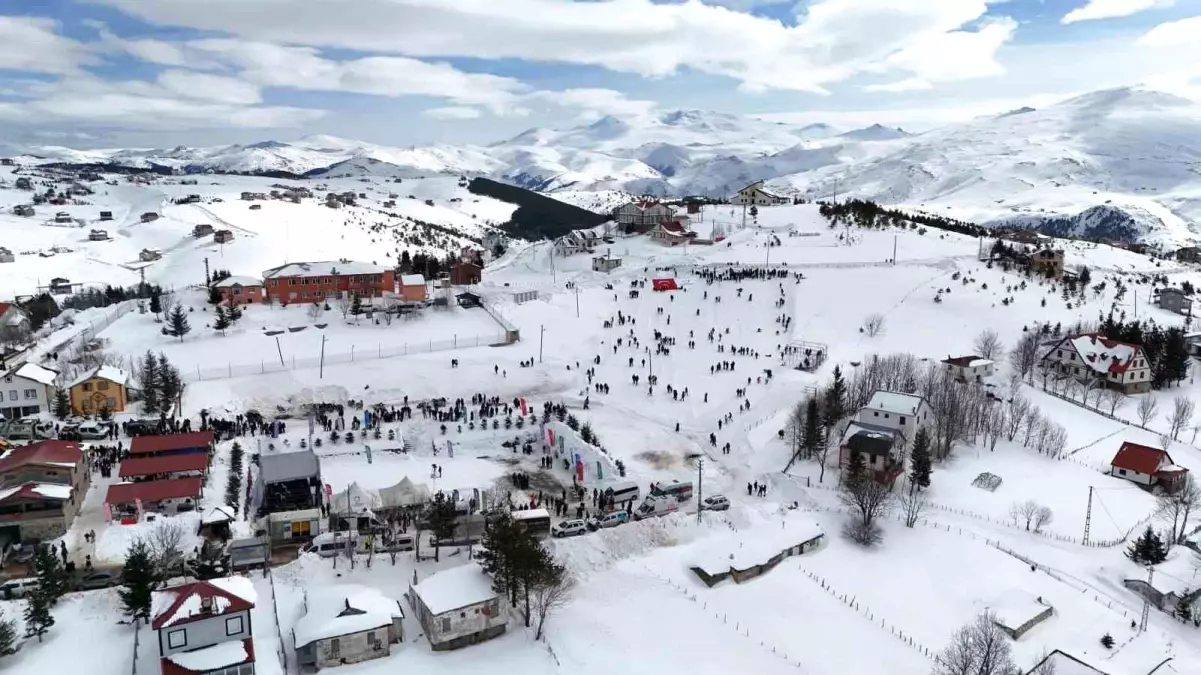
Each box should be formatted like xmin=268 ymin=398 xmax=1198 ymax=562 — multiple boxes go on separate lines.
xmin=379 ymin=295 xmax=396 ymax=326
xmin=1009 ymin=330 xmax=1042 ymax=382
xmin=1158 ymin=475 xmax=1201 ymax=545
xmin=1033 ymin=506 xmax=1054 ymax=533
xmin=334 ymin=294 xmax=352 ymax=319
xmin=984 ymin=408 xmax=1005 ymax=452
xmin=1168 ymin=396 xmax=1195 ymax=441
xmin=1004 ymin=395 xmax=1028 ymax=442
xmin=158 ymin=293 xmax=178 ymax=322
xmin=899 ymin=489 xmax=929 ymax=528
xmin=1137 ymin=396 xmax=1159 ymax=427
xmin=530 ymin=564 xmax=574 ymax=641
xmin=840 ymin=477 xmax=893 ymax=546
xmin=144 ymin=519 xmax=187 ymax=580
xmin=306 ymin=302 xmax=322 ymax=322
xmin=1103 ymin=388 xmax=1127 ymax=416
xmin=861 ymin=313 xmax=886 ymax=338
xmin=973 ymin=329 xmax=1004 ymax=360
xmin=934 ymin=612 xmax=1016 ymax=675
xmin=1009 ymin=499 xmax=1041 ymax=531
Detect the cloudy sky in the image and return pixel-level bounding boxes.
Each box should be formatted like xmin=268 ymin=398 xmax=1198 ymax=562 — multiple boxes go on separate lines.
xmin=0 ymin=0 xmax=1197 ymax=149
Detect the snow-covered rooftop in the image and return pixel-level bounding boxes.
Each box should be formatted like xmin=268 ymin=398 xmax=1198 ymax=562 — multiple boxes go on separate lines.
xmin=32 ymin=484 xmax=72 ymax=500
xmin=214 ymin=275 xmax=262 ymax=288
xmin=411 ymin=564 xmax=499 ymax=616
xmin=263 ymin=260 xmax=387 ymax=279
xmin=692 ymin=513 xmax=824 ymax=577
xmin=293 ymin=584 xmax=403 ymax=647
xmin=67 ymin=364 xmax=130 ymax=389
xmin=1060 ymin=333 xmax=1142 ymax=375
xmin=166 ymin=640 xmax=248 ymax=672
xmin=986 ymin=589 xmax=1050 ymax=631
xmin=865 ymin=391 xmax=925 ymax=415
xmin=1146 ymin=546 xmax=1200 ymax=597
xmin=400 ymin=273 xmax=425 ymax=286
xmin=13 ymin=362 xmax=59 ymax=385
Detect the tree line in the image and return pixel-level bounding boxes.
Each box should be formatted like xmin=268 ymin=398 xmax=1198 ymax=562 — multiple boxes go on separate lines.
xmin=818 ymin=199 xmax=988 ymax=238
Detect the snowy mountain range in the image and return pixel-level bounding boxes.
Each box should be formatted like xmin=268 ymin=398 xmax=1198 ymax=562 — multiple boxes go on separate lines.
xmin=8 ymin=86 xmax=1201 ymax=245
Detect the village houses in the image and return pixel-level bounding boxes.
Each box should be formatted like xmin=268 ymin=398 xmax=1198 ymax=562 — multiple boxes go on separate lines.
xmin=553 ymin=229 xmax=602 ymax=256
xmin=0 ymin=362 xmax=59 ymax=419
xmin=1109 ymin=441 xmax=1189 ymax=493
xmin=214 ymin=277 xmax=264 ymax=306
xmin=1028 ymin=249 xmax=1065 ymax=279
xmin=731 ymin=180 xmax=790 ymax=206
xmin=408 ymin=564 xmax=506 ymax=651
xmin=262 ymin=261 xmax=394 ymax=305
xmin=67 ymin=365 xmax=131 ymax=416
xmin=0 ymin=440 xmax=88 ymax=540
xmin=839 ymin=391 xmax=933 ymax=486
xmin=1039 ymin=333 xmax=1152 ymax=394
xmin=151 ymin=578 xmax=257 ymax=675
xmin=611 ymin=199 xmax=676 ymax=234
xmin=294 ymin=585 xmax=405 ymax=669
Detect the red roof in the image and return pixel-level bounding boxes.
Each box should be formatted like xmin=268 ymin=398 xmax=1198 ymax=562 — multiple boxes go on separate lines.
xmin=0 ymin=482 xmax=73 ymax=505
xmin=0 ymin=440 xmax=82 ymax=475
xmin=130 ymin=431 xmax=214 ymax=456
xmin=0 ymin=302 xmax=12 ymax=316
xmin=152 ymin=581 xmax=256 ymax=630
xmin=160 ymin=640 xmax=256 ymax=675
xmin=119 ymin=453 xmax=209 ymax=479
xmin=106 ymin=477 xmax=203 ymax=505
xmin=1111 ymin=442 xmax=1175 ymax=475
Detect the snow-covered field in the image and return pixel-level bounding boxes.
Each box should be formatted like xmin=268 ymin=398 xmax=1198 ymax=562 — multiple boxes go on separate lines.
xmin=6 ymin=189 xmax=1201 ymax=675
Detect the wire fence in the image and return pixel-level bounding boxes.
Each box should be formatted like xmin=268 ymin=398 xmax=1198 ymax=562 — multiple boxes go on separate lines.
xmin=182 ymin=331 xmax=511 ymax=382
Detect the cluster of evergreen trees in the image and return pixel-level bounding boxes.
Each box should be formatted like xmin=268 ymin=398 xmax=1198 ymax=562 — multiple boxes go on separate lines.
xmin=818 ymin=199 xmax=987 ymax=238
xmin=476 ymin=511 xmax=571 ymax=639
xmin=211 ymin=304 xmax=244 ymax=336
xmin=0 ymin=544 xmax=73 ymax=649
xmin=467 ymin=177 xmax=607 ymax=241
xmin=62 ymin=282 xmax=164 ymax=313
xmin=225 ymin=442 xmax=245 ymax=511
xmin=1126 ymin=526 xmax=1168 ymax=565
xmin=138 ymin=351 xmax=185 ymax=417
xmin=397 ymin=250 xmax=453 ymax=280
xmin=1095 ymin=311 xmax=1190 ymax=389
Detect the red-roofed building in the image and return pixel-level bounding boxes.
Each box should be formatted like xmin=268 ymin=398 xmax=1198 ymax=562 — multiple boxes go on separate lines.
xmin=106 ymin=477 xmax=204 ymax=516
xmin=131 ymin=431 xmax=214 ymax=458
xmin=152 ymin=579 xmax=257 ymax=675
xmin=649 ymin=218 xmax=695 ymax=247
xmin=119 ymin=453 xmax=210 ymax=481
xmin=1039 ymin=333 xmax=1152 ymax=394
xmin=0 ymin=440 xmax=88 ymax=539
xmin=1110 ymin=442 xmax=1189 ymax=493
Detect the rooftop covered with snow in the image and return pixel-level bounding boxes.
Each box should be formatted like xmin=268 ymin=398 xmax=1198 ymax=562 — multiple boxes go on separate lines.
xmin=864 ymin=391 xmax=926 ymax=415
xmin=262 ymin=260 xmax=387 ymax=279
xmin=293 ymin=584 xmax=404 ymax=647
xmin=411 ymin=564 xmax=500 ymax=616
xmin=691 ymin=513 xmax=824 ymax=578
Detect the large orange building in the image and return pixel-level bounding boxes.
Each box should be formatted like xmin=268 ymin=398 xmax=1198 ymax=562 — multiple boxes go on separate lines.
xmin=262 ymin=260 xmax=395 ymax=304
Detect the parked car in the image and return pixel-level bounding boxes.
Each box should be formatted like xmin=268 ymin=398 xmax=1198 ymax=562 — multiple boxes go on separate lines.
xmin=125 ymin=418 xmax=159 ymax=436
xmin=587 ymin=511 xmax=629 ymax=530
xmin=0 ymin=577 xmax=39 ymax=600
xmin=77 ymin=421 xmax=111 ymax=439
xmin=700 ymin=495 xmax=730 ymax=512
xmin=551 ymin=519 xmax=587 ymax=538
xmin=74 ymin=570 xmax=121 ymax=590
xmin=9 ymin=543 xmax=36 ymax=564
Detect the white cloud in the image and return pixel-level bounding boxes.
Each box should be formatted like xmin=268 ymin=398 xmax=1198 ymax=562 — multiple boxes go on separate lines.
xmin=864 ymin=78 xmax=933 ymax=93
xmin=874 ymin=17 xmax=1016 ymax=85
xmin=755 ymin=91 xmax=1072 ymax=131
xmin=90 ymin=0 xmax=1014 ymax=93
xmin=422 ymin=106 xmax=484 ymax=120
xmin=0 ymin=16 xmax=97 ymax=74
xmin=156 ymin=69 xmax=263 ymax=105
xmin=1062 ymin=0 xmax=1173 ymax=24
xmin=1137 ymin=15 xmax=1201 ymax=47
xmin=87 ymin=21 xmax=215 ymax=68
xmin=529 ymin=88 xmax=659 ymax=119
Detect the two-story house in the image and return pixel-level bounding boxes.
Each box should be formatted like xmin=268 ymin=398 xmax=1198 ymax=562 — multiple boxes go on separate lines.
xmin=151 ymin=578 xmax=257 ymax=675
xmin=294 ymin=585 xmax=405 ymax=669
xmin=214 ymin=277 xmax=264 ymax=306
xmin=1039 ymin=333 xmax=1152 ymax=394
xmin=839 ymin=391 xmax=933 ymax=486
xmin=941 ymin=355 xmax=995 ymax=383
xmin=612 ymin=200 xmax=676 ymax=234
xmin=731 ymin=180 xmax=790 ymax=206
xmin=67 ymin=364 xmax=131 ymax=415
xmin=0 ymin=362 xmax=58 ymax=419
xmin=407 ymin=564 xmax=506 ymax=651
xmin=0 ymin=440 xmax=88 ymax=540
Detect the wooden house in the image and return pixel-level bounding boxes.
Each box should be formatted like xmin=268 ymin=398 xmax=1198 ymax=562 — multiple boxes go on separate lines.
xmin=67 ymin=365 xmax=130 ymax=415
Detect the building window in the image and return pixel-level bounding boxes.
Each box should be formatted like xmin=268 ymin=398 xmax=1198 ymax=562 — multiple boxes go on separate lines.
xmin=9 ymin=390 xmax=17 ymax=401
xmin=108 ymin=398 xmax=117 ymax=408
xmin=83 ymin=383 xmax=91 ymax=392
xmin=899 ymin=416 xmax=906 ymax=425
xmin=1119 ymin=469 xmax=1127 ymax=476
xmin=1057 ymin=350 xmax=1062 ymax=358
xmin=329 ymin=638 xmax=340 ymax=658
xmin=366 ymin=631 xmax=377 ymax=647
xmin=226 ymin=616 xmax=244 ymax=636
xmin=24 ymin=389 xmax=36 ymax=399
xmin=167 ymin=629 xmax=187 ymax=649
xmin=441 ymin=617 xmax=451 ymax=633
xmin=98 ymin=381 xmax=109 ymax=391
xmin=873 ymin=411 xmax=878 ymax=417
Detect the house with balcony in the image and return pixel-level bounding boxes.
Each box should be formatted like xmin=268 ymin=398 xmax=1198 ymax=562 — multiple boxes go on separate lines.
xmin=1039 ymin=333 xmax=1151 ymax=394
xmin=262 ymin=261 xmax=394 ymax=305
xmin=0 ymin=440 xmax=88 ymax=540
xmin=612 ymin=200 xmax=676 ymax=234
xmin=151 ymin=578 xmax=257 ymax=675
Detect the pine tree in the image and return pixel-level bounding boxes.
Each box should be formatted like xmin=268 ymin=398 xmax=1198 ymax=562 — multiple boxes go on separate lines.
xmin=207 ymin=285 xmax=223 ymax=305
xmin=579 ymin=423 xmax=594 ymax=445
xmin=140 ymin=351 xmax=161 ymax=416
xmin=119 ymin=540 xmax=155 ymax=622
xmin=226 ymin=303 xmax=243 ymax=325
xmin=213 ymin=306 xmax=231 ymax=335
xmin=1176 ymin=594 xmax=1193 ymax=623
xmin=845 ymin=448 xmax=867 ymax=485
xmin=350 ymin=295 xmax=363 ymax=317
xmin=52 ymin=388 xmax=70 ymax=420
xmin=165 ymin=304 xmax=191 ymax=342
xmin=33 ymin=544 xmax=66 ymax=607
xmin=157 ymin=354 xmax=183 ymax=416
xmin=1162 ymin=328 xmax=1190 ymax=386
xmin=426 ymin=494 xmax=458 ymax=563
xmin=23 ymin=588 xmax=53 ymax=642
xmin=1100 ymin=633 xmax=1114 ymax=649
xmin=801 ymin=397 xmax=823 ymax=460
xmin=824 ymin=366 xmax=847 ymax=427
xmin=149 ymin=291 xmax=162 ymax=318
xmin=0 ymin=611 xmax=19 ymax=656
xmin=1126 ymin=526 xmax=1152 ymax=563
xmin=1147 ymin=528 xmax=1169 ymax=564
xmin=477 ymin=512 xmax=520 ymax=605
xmin=909 ymin=427 xmax=933 ymax=491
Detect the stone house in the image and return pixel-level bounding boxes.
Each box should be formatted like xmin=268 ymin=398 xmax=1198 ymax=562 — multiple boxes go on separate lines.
xmin=0 ymin=440 xmax=88 ymax=540
xmin=408 ymin=565 xmax=506 ymax=651
xmin=151 ymin=578 xmax=257 ymax=675
xmin=988 ymin=590 xmax=1053 ymax=639
xmin=294 ymin=585 xmax=405 ymax=669
xmin=1028 ymin=249 xmax=1065 ymax=279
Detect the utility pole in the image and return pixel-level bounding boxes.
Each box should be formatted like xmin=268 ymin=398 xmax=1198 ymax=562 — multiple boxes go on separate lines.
xmin=741 ymin=202 xmax=747 ymax=231
xmin=893 ymin=235 xmax=898 ymax=265
xmin=539 ymin=325 xmax=545 ymax=363
xmin=575 ymin=286 xmax=580 ymax=318
xmin=1083 ymin=486 xmax=1094 ymax=545
xmin=695 ymin=456 xmax=703 ymax=524
xmin=550 ymin=244 xmax=556 ymax=284
xmin=204 ymin=257 xmax=210 ymax=286
xmin=319 ymin=335 xmax=327 ymax=379
xmin=1140 ymin=566 xmax=1154 ymax=632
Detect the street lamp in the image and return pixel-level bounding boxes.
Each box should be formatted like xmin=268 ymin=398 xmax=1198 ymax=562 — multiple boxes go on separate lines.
xmin=685 ymin=452 xmax=704 ymax=524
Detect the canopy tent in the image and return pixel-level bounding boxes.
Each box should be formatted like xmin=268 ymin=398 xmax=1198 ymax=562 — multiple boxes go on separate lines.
xmin=378 ymin=476 xmax=430 ymax=509
xmin=328 ymin=481 xmax=380 ymax=516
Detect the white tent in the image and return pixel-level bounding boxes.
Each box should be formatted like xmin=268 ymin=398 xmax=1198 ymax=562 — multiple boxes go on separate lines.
xmin=329 ymin=481 xmax=381 ymax=516
xmin=378 ymin=476 xmax=430 ymax=509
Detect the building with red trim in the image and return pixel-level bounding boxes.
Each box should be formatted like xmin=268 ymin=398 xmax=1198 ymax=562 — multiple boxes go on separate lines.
xmin=105 ymin=477 xmax=204 ymax=518
xmin=262 ymin=260 xmax=394 ymax=305
xmin=0 ymin=440 xmax=87 ymax=539
xmin=130 ymin=431 xmax=214 ymax=458
xmin=1109 ymin=442 xmax=1189 ymax=493
xmin=119 ymin=453 xmax=209 ymax=482
xmin=152 ymin=578 xmax=257 ymax=675
xmin=214 ymin=276 xmax=264 ymax=306
xmin=1039 ymin=333 xmax=1152 ymax=394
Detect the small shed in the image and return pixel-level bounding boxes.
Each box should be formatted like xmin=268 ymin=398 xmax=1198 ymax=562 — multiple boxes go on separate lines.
xmin=592 ymin=254 xmax=622 ymax=273
xmin=455 ymin=292 xmax=482 ymax=309
xmin=214 ymin=229 xmax=235 ymax=244
xmin=140 ymin=248 xmax=163 ymax=262
xmin=987 ymin=590 xmax=1053 ymax=639
xmin=228 ymin=536 xmax=270 ymax=571
xmin=99 ymin=210 xmax=113 ymax=221
xmin=294 ymin=585 xmax=405 ymax=669
xmin=193 ymin=224 xmax=214 ymax=237
xmin=141 ymin=212 xmax=160 ymax=223
xmin=89 ymin=229 xmax=108 ymax=241
xmin=408 ymin=565 xmax=506 ymax=651
xmin=690 ymin=515 xmax=824 ymax=587
xmin=54 ymin=211 xmax=72 ymax=223
xmin=0 ymin=247 xmax=13 ymax=263
xmin=13 ymin=205 xmax=34 ymax=217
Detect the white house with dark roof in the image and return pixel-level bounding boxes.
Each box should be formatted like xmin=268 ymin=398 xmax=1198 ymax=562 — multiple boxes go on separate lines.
xmin=1039 ymin=333 xmax=1151 ymax=394
xmin=855 ymin=391 xmax=932 ymax=452
xmin=942 ymin=355 xmax=995 ymax=382
xmin=732 ymin=180 xmax=790 ymax=206
xmin=407 ymin=564 xmax=506 ymax=651
xmin=294 ymin=584 xmax=405 ymax=670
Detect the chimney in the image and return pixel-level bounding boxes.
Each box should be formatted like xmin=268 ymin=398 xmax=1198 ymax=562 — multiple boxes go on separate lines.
xmin=201 ymin=596 xmax=214 ymax=614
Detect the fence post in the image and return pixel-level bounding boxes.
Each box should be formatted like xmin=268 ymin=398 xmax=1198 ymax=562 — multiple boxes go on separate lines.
xmin=454 ymin=333 xmax=457 ymax=348
xmin=197 ymin=364 xmax=202 ymax=381
xmin=351 ymin=345 xmax=355 ymax=362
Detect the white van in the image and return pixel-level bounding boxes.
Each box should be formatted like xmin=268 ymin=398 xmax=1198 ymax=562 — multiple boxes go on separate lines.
xmin=632 ymin=495 xmax=679 ymax=521
xmin=299 ymin=531 xmax=375 ymax=558
xmin=0 ymin=577 xmax=39 ymax=600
